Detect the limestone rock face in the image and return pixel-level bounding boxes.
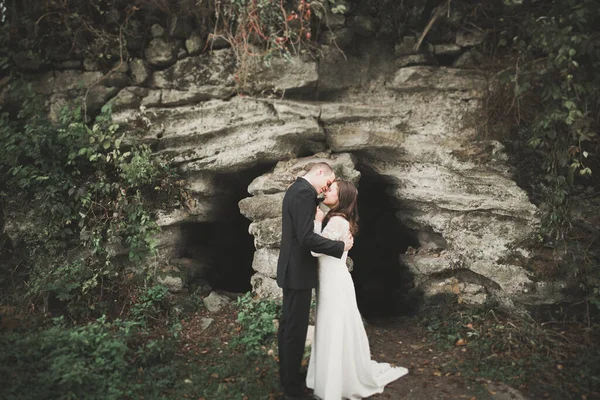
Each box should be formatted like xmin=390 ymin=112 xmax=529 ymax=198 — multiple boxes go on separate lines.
xmin=390 ymin=66 xmax=486 ymax=94
xmin=150 ymin=49 xmax=236 ymax=91
xmin=235 ymin=66 xmax=545 ymax=308
xmin=12 ymin=37 xmax=564 ymax=310
xmin=245 ymin=56 xmax=318 ymax=93
xmin=113 ymin=98 xmax=326 ymax=174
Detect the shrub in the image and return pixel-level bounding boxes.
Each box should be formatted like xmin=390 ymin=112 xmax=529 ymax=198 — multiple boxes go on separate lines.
xmin=232 ymin=292 xmax=282 ymax=356
xmin=0 ymin=85 xmax=177 ymax=316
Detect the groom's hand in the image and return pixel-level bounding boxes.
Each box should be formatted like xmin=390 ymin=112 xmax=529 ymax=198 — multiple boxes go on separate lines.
xmin=343 ymin=231 xmax=354 ymax=252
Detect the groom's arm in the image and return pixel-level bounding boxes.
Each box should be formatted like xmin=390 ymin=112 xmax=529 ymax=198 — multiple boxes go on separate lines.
xmin=291 ymin=191 xmax=344 ymax=259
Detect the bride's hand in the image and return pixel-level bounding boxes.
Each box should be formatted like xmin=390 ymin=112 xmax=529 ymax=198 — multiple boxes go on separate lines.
xmin=343 ymin=231 xmax=354 ymax=252
xmin=315 ymin=206 xmax=325 ymax=222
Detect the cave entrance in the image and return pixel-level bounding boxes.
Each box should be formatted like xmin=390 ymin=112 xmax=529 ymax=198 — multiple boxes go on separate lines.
xmin=351 ymin=171 xmax=421 ymax=319
xmin=178 ymin=164 xmax=273 ymax=294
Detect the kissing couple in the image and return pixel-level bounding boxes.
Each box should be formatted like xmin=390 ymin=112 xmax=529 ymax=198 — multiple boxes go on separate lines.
xmin=276 ymin=162 xmax=408 ymax=400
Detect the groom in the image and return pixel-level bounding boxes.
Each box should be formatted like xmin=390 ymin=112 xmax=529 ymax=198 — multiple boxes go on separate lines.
xmin=277 ymin=162 xmax=353 ymax=400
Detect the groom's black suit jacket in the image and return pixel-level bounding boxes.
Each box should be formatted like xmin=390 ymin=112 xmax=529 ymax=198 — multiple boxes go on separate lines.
xmin=277 ymin=178 xmax=345 ymax=289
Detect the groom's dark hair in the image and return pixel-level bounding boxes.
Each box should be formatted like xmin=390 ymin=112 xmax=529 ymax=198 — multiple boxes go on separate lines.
xmin=308 ymin=162 xmax=334 ymax=175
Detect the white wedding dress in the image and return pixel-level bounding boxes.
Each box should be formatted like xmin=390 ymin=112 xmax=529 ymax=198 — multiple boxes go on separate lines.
xmin=306 ymin=216 xmax=408 ymax=400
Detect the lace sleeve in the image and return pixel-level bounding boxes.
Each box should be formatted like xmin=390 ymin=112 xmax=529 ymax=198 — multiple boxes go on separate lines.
xmin=314 ymin=221 xmax=322 ymax=234
xmin=311 ymin=216 xmax=349 ymax=257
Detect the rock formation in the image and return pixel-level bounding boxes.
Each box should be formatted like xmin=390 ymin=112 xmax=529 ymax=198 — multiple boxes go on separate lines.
xmin=2 ymin=18 xmax=567 ymax=310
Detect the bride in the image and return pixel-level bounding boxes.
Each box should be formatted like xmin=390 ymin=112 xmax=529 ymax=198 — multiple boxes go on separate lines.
xmin=306 ymin=180 xmax=408 ymax=400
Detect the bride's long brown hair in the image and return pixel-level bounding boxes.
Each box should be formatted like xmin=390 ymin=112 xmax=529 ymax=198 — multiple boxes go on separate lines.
xmin=323 ymin=180 xmax=359 ymax=236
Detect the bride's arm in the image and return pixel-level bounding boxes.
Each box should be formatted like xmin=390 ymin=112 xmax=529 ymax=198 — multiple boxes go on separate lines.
xmin=313 ymin=220 xmax=322 ymax=234
xmin=311 ymin=217 xmax=348 ymax=257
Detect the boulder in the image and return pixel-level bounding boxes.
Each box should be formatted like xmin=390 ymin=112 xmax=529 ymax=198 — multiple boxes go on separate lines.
xmin=111 ymin=87 xmax=145 ymax=111
xmin=433 ymin=44 xmax=462 ymax=57
xmin=130 ymin=58 xmax=151 ymax=85
xmin=456 ymin=30 xmax=485 ymax=47
xmin=86 ymin=85 xmax=120 ymax=114
xmin=251 ymin=248 xmax=279 ymax=278
xmin=145 ymin=38 xmax=180 ymax=67
xmin=251 ymin=273 xmax=282 ymax=299
xmin=185 ymin=32 xmax=205 ymax=56
xmin=157 ymin=267 xmax=184 ymax=293
xmin=249 ymin=218 xmax=283 ymax=249
xmin=203 ymin=291 xmax=231 ymax=312
xmin=102 ymin=71 xmax=129 ymax=87
xmin=199 ymin=317 xmax=214 ymax=332
xmin=151 ymin=24 xmax=165 ymax=38
xmin=395 ymin=36 xmax=417 ymax=56
xmin=239 ymin=193 xmax=285 ymax=221
xmin=194 ymin=280 xmax=213 ymax=298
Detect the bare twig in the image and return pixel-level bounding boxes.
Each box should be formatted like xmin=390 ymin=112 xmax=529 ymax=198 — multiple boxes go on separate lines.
xmin=414 ymin=4 xmax=447 ymax=52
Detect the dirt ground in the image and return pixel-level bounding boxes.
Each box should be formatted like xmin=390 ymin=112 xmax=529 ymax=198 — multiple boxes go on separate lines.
xmin=183 ymin=304 xmax=533 ymax=400
xmin=364 ymin=317 xmax=494 ymax=400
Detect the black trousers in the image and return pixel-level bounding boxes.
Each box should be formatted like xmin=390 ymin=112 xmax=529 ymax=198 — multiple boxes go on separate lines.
xmin=278 ymin=287 xmax=311 ymax=397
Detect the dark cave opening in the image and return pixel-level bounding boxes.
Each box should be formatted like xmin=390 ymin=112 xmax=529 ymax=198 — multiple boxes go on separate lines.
xmin=350 ymin=171 xmax=422 ymax=320
xmin=178 ymin=164 xmax=274 ymax=294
